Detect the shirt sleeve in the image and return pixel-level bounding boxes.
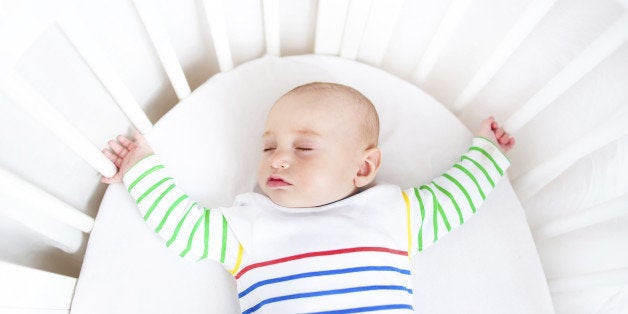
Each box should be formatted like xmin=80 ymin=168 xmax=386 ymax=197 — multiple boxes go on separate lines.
xmin=122 ymin=154 xmax=243 ymax=274
xmin=402 ymin=136 xmax=511 ymax=256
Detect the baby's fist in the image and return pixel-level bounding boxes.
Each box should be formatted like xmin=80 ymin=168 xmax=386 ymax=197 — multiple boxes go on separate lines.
xmin=475 ymin=116 xmax=515 ymax=153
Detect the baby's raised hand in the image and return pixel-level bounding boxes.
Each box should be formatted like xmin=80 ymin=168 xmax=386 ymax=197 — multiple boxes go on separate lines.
xmin=475 ymin=116 xmax=515 ymax=153
xmin=100 ymin=130 xmax=155 ymax=184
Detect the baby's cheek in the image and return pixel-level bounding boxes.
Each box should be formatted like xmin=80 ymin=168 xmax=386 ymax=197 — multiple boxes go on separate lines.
xmin=300 ymin=171 xmax=325 ymax=193
xmin=256 ymin=165 xmax=268 ymax=189
xmin=316 ymin=171 xmax=342 ymax=194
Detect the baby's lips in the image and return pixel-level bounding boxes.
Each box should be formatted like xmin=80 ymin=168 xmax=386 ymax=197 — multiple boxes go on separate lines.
xmin=267 ymin=176 xmax=291 ymax=188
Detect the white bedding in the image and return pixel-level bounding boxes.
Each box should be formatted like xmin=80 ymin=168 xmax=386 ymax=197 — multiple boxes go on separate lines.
xmin=70 ymin=54 xmax=554 ymax=313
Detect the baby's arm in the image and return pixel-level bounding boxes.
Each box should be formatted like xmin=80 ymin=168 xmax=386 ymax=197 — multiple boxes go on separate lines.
xmin=403 ymin=117 xmax=513 ymax=256
xmin=101 ymin=131 xmax=243 ymax=273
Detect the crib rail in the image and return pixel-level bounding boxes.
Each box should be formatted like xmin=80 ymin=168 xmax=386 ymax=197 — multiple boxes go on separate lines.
xmin=1 ymin=0 xmax=627 ymax=312
xmin=452 ymin=0 xmax=558 ymax=112
xmin=548 ymin=268 xmax=628 ymax=293
xmin=354 ymin=0 xmax=405 ymax=66
xmin=0 ymin=166 xmax=90 ymax=252
xmin=0 ymin=75 xmax=117 ymax=179
xmin=263 ymin=0 xmax=280 ymax=56
xmin=314 ymin=0 xmax=350 ymax=56
xmin=131 ymin=0 xmax=191 ymax=99
xmin=534 ymin=194 xmax=628 ymax=241
xmin=503 ymin=12 xmax=628 ymax=133
xmin=57 ymin=16 xmax=154 ymax=134
xmin=412 ymin=0 xmax=473 ymax=84
xmin=513 ymin=108 xmax=628 ymax=200
xmin=338 ymin=0 xmax=370 ymax=60
xmin=202 ymin=0 xmax=234 ymax=71
xmin=0 ymin=260 xmax=76 ymax=313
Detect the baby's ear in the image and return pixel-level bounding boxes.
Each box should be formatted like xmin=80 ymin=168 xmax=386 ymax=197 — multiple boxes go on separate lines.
xmin=354 ymin=148 xmax=382 ymax=188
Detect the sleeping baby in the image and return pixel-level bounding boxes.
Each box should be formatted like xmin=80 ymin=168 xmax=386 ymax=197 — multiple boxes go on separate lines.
xmin=101 ymin=82 xmax=515 ymax=313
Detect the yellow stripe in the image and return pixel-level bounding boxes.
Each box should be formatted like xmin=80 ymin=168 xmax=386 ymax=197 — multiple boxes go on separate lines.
xmin=402 ymin=191 xmax=412 ymax=259
xmin=229 ymin=244 xmax=244 ymax=275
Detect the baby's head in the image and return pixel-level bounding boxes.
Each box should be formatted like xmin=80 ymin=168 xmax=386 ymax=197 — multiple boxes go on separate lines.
xmin=257 ymin=82 xmax=381 ymax=208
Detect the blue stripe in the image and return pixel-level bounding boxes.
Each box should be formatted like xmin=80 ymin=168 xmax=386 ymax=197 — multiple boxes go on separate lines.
xmin=308 ymin=304 xmax=414 ymax=313
xmin=238 ymin=266 xmax=410 ymax=298
xmin=242 ymin=285 xmax=413 ymax=314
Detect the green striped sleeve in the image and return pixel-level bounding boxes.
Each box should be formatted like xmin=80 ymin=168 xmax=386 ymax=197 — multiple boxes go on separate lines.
xmin=404 ymin=136 xmax=510 ymax=256
xmin=122 ymin=154 xmax=241 ymax=269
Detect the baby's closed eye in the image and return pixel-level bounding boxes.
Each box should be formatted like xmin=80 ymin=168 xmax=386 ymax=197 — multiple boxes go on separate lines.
xmin=262 ymin=147 xmax=313 ymax=152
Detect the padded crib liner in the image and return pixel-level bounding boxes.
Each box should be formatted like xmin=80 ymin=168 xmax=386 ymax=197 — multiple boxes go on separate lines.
xmin=70 ymin=54 xmax=554 ymax=313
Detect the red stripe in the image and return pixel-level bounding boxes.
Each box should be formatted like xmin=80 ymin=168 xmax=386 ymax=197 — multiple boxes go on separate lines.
xmin=235 ymin=247 xmax=406 ymax=279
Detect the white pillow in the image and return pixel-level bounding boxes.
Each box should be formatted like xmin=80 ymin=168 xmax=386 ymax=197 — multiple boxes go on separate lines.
xmin=70 ymin=54 xmax=554 ymax=313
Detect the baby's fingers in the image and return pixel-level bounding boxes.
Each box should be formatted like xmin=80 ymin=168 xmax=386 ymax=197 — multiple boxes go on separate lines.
xmin=109 ymin=139 xmax=130 ymax=158
xmin=506 ymin=137 xmax=515 ymax=148
xmin=116 ymin=135 xmax=136 ymax=151
xmin=100 ymin=175 xmax=121 ymax=184
xmin=480 ymin=116 xmax=495 ymax=131
xmin=495 ymin=127 xmax=505 ymax=139
xmin=500 ymin=135 xmax=516 ymax=152
xmin=102 ymin=148 xmax=122 ymax=168
xmin=132 ymin=130 xmax=150 ymax=145
xmin=506 ymin=137 xmax=516 ymax=149
xmin=498 ymin=132 xmax=510 ymax=144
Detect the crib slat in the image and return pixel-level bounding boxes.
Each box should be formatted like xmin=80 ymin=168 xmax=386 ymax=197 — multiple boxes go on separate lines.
xmin=504 ymin=13 xmax=628 ymax=133
xmin=452 ymin=0 xmax=557 ymax=112
xmin=0 ymin=166 xmax=94 ymax=234
xmin=0 ymin=74 xmax=118 ymax=178
xmin=57 ymin=15 xmax=153 ymax=135
xmin=548 ymin=268 xmax=628 ymax=293
xmin=0 ymin=12 xmax=54 ymax=73
xmin=412 ymin=0 xmax=472 ymax=84
xmin=512 ymin=109 xmax=628 ymax=201
xmin=0 ymin=193 xmax=85 ymax=254
xmin=131 ymin=0 xmax=191 ymax=100
xmin=314 ymin=0 xmax=350 ymax=55
xmin=339 ymin=0 xmax=372 ymax=60
xmin=533 ymin=194 xmax=628 ymax=241
xmin=0 ymin=261 xmax=76 ymax=310
xmin=263 ymin=0 xmax=281 ymax=56
xmin=356 ymin=0 xmax=404 ymax=66
xmin=202 ymin=0 xmax=234 ymax=71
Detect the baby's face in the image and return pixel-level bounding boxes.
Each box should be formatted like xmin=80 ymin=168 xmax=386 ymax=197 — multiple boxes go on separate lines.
xmin=257 ymin=92 xmax=367 ymax=208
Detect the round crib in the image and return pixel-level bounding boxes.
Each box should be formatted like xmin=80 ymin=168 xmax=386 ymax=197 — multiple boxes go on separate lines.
xmin=1 ymin=0 xmax=627 ymax=313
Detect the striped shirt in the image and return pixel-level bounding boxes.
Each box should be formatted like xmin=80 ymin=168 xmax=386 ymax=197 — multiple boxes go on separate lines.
xmin=122 ymin=137 xmax=510 ymax=313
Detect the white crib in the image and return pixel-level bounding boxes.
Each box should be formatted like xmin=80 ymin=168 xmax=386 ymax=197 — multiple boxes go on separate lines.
xmin=1 ymin=0 xmax=627 ymax=313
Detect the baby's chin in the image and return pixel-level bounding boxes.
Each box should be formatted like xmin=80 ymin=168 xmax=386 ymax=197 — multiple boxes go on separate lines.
xmin=260 ymin=189 xmax=326 ymax=208
xmin=266 ymin=193 xmax=318 ymax=208
xmin=264 ymin=189 xmax=357 ymax=209
xmin=257 ymin=181 xmax=359 ymax=208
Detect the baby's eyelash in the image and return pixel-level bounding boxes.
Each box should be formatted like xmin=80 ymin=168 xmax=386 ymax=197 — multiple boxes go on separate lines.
xmin=263 ymin=147 xmax=313 ymax=152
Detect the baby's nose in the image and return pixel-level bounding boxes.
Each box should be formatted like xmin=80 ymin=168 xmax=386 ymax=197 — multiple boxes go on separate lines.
xmin=270 ymin=152 xmax=290 ymax=169
xmin=271 ymin=159 xmax=290 ymax=169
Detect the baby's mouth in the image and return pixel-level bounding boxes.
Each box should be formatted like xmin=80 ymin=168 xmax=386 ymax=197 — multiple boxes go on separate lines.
xmin=267 ymin=176 xmax=291 ymax=188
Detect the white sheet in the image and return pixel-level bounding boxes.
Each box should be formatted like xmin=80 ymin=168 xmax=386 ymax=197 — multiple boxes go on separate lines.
xmin=70 ymin=54 xmax=554 ymax=313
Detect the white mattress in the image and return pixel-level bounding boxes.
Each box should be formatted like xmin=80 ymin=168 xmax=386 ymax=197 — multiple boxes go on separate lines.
xmin=70 ymin=54 xmax=554 ymax=313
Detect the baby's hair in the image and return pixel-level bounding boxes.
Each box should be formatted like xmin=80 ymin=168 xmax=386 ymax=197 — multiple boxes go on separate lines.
xmin=284 ymin=82 xmax=380 ymax=148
